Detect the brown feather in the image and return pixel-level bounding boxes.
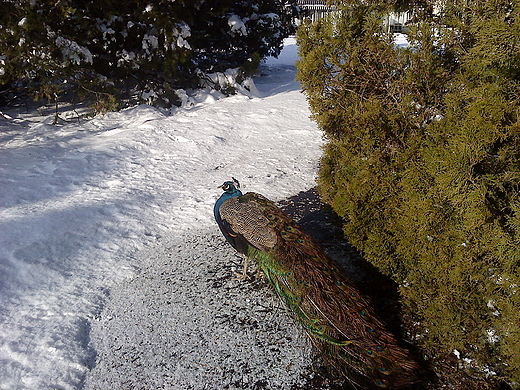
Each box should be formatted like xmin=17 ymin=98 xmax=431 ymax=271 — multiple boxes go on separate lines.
xmin=218 ymin=191 xmax=423 ymax=389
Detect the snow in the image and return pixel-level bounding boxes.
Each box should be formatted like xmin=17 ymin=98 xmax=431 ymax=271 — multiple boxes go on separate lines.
xmin=55 ymin=36 xmax=93 ymax=65
xmin=0 ymin=37 xmax=325 ymax=389
xmin=228 ymin=15 xmax=248 ymax=36
xmin=173 ymin=22 xmax=191 ymax=50
xmin=142 ymin=33 xmax=159 ymax=52
xmin=393 ymin=33 xmax=409 ymax=48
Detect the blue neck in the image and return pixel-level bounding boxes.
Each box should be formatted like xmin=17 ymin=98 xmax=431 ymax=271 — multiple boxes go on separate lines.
xmin=214 ymin=188 xmax=242 ymax=222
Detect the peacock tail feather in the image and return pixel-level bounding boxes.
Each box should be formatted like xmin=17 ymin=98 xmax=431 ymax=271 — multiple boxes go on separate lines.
xmin=215 ymin=182 xmax=423 ymax=389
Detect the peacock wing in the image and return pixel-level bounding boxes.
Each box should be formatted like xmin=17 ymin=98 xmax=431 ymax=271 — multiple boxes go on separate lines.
xmin=218 ymin=192 xmax=278 ymax=252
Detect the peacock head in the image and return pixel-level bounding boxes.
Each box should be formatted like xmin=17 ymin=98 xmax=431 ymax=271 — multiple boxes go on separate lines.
xmin=219 ymin=177 xmax=241 ymax=194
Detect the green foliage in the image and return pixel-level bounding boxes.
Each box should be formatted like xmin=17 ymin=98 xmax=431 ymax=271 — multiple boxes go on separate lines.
xmin=0 ymin=0 xmax=299 ymax=111
xmin=297 ymin=0 xmax=520 ymax=385
xmin=89 ymin=94 xmax=119 ymax=116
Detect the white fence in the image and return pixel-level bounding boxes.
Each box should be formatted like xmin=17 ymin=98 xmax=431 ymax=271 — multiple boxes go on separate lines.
xmin=296 ymin=1 xmax=412 ymax=32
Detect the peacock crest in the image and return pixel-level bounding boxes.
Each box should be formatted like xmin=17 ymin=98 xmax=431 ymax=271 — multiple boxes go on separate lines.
xmin=214 ymin=179 xmax=423 ymax=389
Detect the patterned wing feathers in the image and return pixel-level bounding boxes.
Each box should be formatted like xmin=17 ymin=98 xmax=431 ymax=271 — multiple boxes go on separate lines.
xmin=218 ymin=194 xmax=278 ymax=251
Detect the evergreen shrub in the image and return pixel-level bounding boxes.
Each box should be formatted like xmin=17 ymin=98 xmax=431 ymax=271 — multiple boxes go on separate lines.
xmin=297 ymin=0 xmax=520 ymax=385
xmin=0 ymin=0 xmax=299 ymax=111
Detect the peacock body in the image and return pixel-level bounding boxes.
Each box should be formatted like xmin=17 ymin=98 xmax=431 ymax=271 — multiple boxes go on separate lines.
xmin=214 ymin=179 xmax=422 ymax=389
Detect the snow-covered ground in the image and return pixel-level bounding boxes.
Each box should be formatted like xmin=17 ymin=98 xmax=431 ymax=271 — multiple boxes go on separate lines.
xmin=0 ymin=38 xmax=325 ymax=389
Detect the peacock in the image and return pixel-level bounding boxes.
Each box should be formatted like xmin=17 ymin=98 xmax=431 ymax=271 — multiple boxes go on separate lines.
xmin=214 ymin=178 xmax=423 ymax=389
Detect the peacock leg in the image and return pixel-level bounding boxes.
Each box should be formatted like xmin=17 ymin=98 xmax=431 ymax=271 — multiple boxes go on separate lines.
xmin=233 ymin=255 xmax=250 ymax=280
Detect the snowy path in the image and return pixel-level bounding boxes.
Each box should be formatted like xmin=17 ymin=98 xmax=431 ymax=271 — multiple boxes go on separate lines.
xmin=84 ymin=229 xmax=315 ymax=389
xmin=0 ymin=39 xmax=324 ymax=389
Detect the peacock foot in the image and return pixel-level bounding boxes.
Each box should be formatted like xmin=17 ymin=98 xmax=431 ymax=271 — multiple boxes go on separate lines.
xmin=232 ymin=270 xmax=250 ymax=280
xmin=232 ymin=256 xmax=250 ymax=280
